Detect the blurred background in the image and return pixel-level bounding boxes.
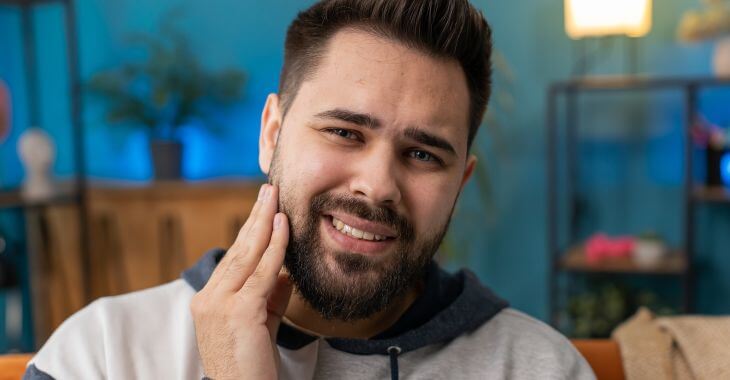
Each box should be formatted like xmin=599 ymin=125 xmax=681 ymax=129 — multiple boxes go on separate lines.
xmin=1 ymin=0 xmax=730 ymax=353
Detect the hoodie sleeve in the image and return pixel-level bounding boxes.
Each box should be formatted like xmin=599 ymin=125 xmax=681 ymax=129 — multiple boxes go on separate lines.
xmin=24 ymin=279 xmax=203 ymax=380
xmin=24 ymin=299 xmax=109 ymax=379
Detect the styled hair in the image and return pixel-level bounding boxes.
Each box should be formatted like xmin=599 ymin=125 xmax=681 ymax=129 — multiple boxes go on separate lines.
xmin=279 ymin=0 xmax=493 ymax=149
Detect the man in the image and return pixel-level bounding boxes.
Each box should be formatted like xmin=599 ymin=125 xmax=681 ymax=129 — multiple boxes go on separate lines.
xmin=25 ymin=1 xmax=595 ymax=379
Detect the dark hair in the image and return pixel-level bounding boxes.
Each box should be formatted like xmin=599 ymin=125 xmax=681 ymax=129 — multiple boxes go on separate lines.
xmin=279 ymin=0 xmax=492 ymax=149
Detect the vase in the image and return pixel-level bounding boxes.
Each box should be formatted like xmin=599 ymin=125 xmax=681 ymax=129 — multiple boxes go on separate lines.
xmin=150 ymin=140 xmax=183 ymax=180
xmin=633 ymin=240 xmax=666 ymax=268
xmin=713 ymin=36 xmax=730 ymax=77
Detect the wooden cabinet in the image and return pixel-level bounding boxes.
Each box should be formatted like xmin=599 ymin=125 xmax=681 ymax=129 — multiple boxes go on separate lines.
xmin=28 ymin=180 xmax=261 ymax=344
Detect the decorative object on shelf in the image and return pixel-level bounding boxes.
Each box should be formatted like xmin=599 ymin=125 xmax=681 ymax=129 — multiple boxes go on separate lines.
xmin=0 ymin=79 xmax=10 ymax=144
xmin=584 ymin=233 xmax=634 ymax=264
xmin=633 ymin=233 xmax=667 ymax=268
xmin=583 ymin=232 xmax=670 ymax=268
xmin=677 ymin=0 xmax=730 ymax=77
xmin=17 ymin=128 xmax=56 ymax=201
xmin=692 ymin=114 xmax=730 ymax=186
xmin=565 ymin=0 xmax=652 ymax=39
xmin=88 ymin=21 xmax=246 ymax=180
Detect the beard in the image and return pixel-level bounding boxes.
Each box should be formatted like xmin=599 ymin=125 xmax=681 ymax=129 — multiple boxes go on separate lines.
xmin=269 ymin=149 xmax=452 ymax=322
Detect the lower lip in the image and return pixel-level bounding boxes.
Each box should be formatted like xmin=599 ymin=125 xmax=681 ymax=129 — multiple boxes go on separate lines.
xmin=321 ymin=216 xmax=395 ymax=255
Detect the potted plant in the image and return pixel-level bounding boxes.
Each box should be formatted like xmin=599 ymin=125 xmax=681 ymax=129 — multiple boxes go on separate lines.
xmin=677 ymin=0 xmax=730 ymax=77
xmin=88 ymin=26 xmax=245 ymax=180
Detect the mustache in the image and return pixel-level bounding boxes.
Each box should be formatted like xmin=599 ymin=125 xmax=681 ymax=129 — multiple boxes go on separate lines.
xmin=310 ymin=193 xmax=414 ymax=240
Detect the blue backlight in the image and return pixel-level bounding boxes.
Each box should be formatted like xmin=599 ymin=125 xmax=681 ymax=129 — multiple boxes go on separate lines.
xmin=722 ymin=152 xmax=730 ymax=188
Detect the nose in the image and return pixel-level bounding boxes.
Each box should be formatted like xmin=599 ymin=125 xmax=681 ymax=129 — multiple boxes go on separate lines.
xmin=348 ymin=148 xmax=402 ymax=207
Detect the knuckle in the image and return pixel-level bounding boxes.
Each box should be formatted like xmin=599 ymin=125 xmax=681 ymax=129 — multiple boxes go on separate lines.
xmin=243 ymin=270 xmax=264 ymax=290
xmin=268 ymin=239 xmax=284 ymax=252
xmin=227 ymin=253 xmax=249 ymax=274
xmin=250 ymin=270 xmax=265 ymax=285
xmin=256 ymin=260 xmax=270 ymax=275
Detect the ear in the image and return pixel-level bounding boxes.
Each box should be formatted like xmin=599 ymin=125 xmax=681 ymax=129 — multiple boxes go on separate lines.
xmin=259 ymin=94 xmax=282 ymax=175
xmin=459 ymin=154 xmax=478 ymax=193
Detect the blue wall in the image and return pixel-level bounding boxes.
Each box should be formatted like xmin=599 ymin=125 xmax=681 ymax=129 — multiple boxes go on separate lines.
xmin=1 ymin=0 xmax=730 ymax=350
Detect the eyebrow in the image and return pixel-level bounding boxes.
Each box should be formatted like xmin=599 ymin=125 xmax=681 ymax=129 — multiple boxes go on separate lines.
xmin=314 ymin=108 xmax=381 ymax=129
xmin=404 ymin=127 xmax=456 ymax=155
xmin=314 ymin=108 xmax=457 ymax=155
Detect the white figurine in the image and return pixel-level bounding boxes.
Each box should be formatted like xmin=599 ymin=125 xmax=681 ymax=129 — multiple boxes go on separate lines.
xmin=17 ymin=128 xmax=56 ymax=201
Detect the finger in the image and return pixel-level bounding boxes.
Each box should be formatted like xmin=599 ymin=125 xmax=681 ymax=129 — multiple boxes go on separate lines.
xmin=266 ymin=273 xmax=293 ymax=343
xmin=230 ymin=183 xmax=270 ymax=249
xmin=206 ymin=184 xmax=269 ymax=290
xmin=217 ymin=186 xmax=280 ymax=292
xmin=240 ymin=212 xmax=289 ymax=299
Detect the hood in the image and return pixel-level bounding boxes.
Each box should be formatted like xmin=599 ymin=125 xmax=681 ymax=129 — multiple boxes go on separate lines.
xmin=182 ymin=248 xmax=508 ymax=356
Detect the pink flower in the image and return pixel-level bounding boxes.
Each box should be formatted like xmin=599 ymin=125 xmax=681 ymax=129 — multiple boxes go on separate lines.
xmin=584 ymin=233 xmax=635 ymax=263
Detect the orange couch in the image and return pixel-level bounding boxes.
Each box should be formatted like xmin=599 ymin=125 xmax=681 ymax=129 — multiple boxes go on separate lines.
xmin=572 ymin=339 xmax=625 ymax=380
xmin=0 ymin=353 xmax=33 ymax=380
xmin=0 ymin=341 xmax=624 ymax=380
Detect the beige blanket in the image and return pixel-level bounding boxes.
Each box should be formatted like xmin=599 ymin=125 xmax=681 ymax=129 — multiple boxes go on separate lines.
xmin=612 ymin=307 xmax=730 ymax=380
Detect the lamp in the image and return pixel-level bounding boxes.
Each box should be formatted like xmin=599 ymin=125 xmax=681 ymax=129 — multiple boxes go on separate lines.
xmin=565 ymin=0 xmax=652 ymax=39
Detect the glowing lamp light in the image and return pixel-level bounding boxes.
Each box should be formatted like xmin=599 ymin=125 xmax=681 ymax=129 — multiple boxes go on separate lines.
xmin=565 ymin=0 xmax=653 ymax=39
xmin=721 ymin=152 xmax=730 ymax=188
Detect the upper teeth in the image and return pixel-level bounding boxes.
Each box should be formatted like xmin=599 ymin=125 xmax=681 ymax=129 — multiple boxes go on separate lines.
xmin=332 ymin=217 xmax=388 ymax=241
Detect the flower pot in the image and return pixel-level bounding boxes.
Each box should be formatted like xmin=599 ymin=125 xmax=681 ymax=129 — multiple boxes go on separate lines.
xmin=713 ymin=36 xmax=730 ymax=77
xmin=633 ymin=240 xmax=666 ymax=268
xmin=150 ymin=140 xmax=182 ymax=180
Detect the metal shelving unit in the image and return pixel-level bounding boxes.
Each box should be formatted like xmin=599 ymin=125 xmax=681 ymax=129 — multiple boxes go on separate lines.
xmin=546 ymin=75 xmax=730 ymax=330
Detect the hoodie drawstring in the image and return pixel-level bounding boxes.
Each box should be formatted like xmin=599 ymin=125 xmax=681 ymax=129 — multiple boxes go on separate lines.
xmin=387 ymin=345 xmax=402 ymax=380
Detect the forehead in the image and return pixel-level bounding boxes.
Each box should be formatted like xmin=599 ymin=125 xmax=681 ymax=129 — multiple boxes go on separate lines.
xmin=288 ymin=29 xmax=471 ymax=153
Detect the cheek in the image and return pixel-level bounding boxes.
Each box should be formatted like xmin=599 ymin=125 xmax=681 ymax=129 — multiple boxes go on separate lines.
xmin=404 ymin=174 xmax=461 ymax=234
xmin=279 ymin=142 xmax=348 ymax=197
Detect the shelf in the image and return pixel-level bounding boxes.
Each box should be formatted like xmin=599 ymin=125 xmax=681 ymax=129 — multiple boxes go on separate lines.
xmin=0 ymin=179 xmax=264 ymax=209
xmin=0 ymin=0 xmax=69 ymax=6
xmin=551 ymin=75 xmax=730 ymax=93
xmin=1 ymin=181 xmax=79 ymax=209
xmin=558 ymin=246 xmax=687 ymax=275
xmin=0 ymin=187 xmax=78 ymax=209
xmin=693 ymin=186 xmax=730 ymax=203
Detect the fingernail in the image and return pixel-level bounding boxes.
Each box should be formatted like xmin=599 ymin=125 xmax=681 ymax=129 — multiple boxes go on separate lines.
xmin=258 ymin=185 xmax=266 ymax=201
xmin=263 ymin=185 xmax=271 ymax=200
xmin=274 ymin=213 xmax=282 ymax=230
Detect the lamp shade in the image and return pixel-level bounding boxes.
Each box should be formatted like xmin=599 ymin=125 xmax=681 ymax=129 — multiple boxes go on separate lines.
xmin=565 ymin=0 xmax=652 ymax=39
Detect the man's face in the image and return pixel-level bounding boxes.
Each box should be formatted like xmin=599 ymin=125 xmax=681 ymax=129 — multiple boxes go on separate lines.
xmin=260 ymin=29 xmax=475 ymax=321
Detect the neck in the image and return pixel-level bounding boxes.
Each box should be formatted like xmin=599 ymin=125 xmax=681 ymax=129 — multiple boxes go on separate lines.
xmin=283 ymin=284 xmax=422 ymax=339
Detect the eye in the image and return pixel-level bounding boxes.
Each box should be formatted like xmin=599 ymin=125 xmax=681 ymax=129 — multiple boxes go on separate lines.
xmin=408 ymin=150 xmax=440 ymax=164
xmin=325 ymin=128 xmax=360 ymax=141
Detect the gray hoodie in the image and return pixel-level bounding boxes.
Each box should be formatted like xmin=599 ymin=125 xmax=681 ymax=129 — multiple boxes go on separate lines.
xmin=25 ymin=248 xmax=595 ymax=379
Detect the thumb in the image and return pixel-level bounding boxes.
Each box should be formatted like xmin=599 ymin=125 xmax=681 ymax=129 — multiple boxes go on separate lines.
xmin=266 ymin=272 xmax=293 ymax=343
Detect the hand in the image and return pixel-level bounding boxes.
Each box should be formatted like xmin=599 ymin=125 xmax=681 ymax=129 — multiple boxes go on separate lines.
xmin=190 ymin=184 xmax=293 ymax=380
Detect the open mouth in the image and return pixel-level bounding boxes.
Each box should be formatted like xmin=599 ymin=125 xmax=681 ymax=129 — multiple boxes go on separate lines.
xmin=321 ymin=214 xmax=396 ymax=255
xmin=330 ymin=216 xmax=391 ymax=242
